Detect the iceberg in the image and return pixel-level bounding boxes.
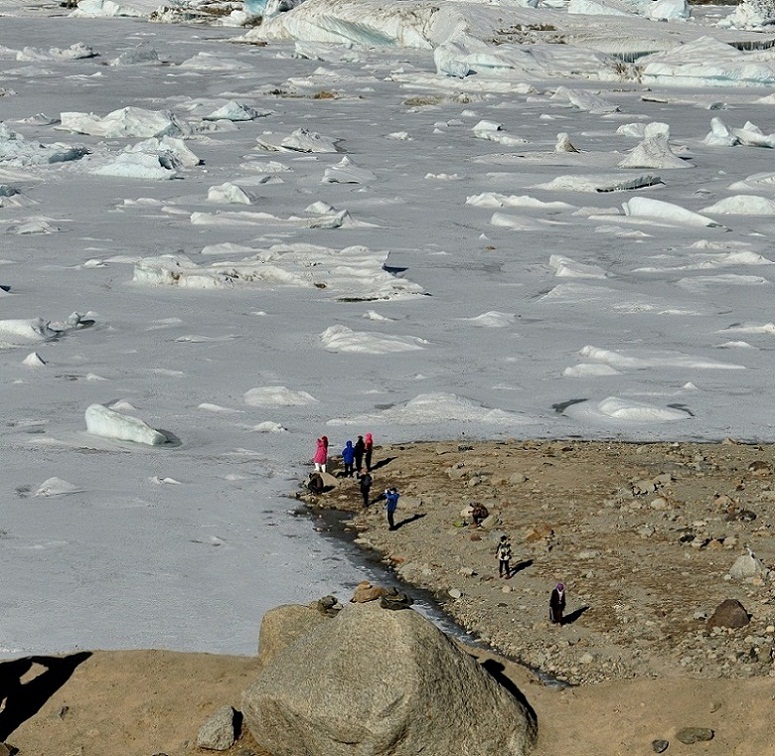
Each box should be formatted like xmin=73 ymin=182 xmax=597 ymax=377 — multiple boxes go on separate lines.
xmin=85 ymin=403 xmax=168 ymax=446
xmin=618 ymin=134 xmax=689 ymax=169
xmin=623 ymin=197 xmax=722 ymax=227
xmin=59 ymin=107 xmax=186 ymax=139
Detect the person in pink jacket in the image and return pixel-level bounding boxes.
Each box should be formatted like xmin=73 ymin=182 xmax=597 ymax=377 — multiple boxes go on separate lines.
xmin=364 ymin=432 xmax=374 ymax=472
xmin=313 ymin=436 xmax=328 ymax=473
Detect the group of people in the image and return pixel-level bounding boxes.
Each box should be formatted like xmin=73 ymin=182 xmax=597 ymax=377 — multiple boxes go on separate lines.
xmin=311 ymin=435 xmax=567 ymax=624
xmin=313 ymin=434 xmax=374 ymax=477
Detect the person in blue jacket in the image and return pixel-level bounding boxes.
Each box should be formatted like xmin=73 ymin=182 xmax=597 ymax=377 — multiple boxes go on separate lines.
xmin=384 ymin=486 xmax=399 ymax=530
xmin=341 ymin=440 xmax=356 ymax=477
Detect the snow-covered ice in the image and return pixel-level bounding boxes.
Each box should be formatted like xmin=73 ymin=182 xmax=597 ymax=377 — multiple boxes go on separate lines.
xmin=3 ymin=0 xmax=775 ymax=660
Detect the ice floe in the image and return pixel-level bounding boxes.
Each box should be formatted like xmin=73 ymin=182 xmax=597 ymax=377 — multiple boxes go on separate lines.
xmin=256 ymin=127 xmax=343 ymax=153
xmin=0 ymin=123 xmax=87 ymax=167
xmin=578 ymin=344 xmax=745 ymax=370
xmin=85 ymin=403 xmax=169 ymax=446
xmin=130 ymin=244 xmax=424 ymax=300
xmin=622 ymin=197 xmax=722 ymax=227
xmin=328 ymin=392 xmax=537 ymax=426
xmin=700 ymin=196 xmax=775 ymax=215
xmin=320 ymin=325 xmax=428 ymax=353
xmin=463 ymin=311 xmax=516 ymax=327
xmin=563 ymin=396 xmax=691 ymax=424
xmin=243 ymin=386 xmax=318 ymax=406
xmin=534 ymin=173 xmax=663 ymax=192
xmin=549 ymin=255 xmax=607 ymax=279
xmin=0 ymin=318 xmax=58 ymax=346
xmin=33 ymin=477 xmax=84 ymax=497
xmin=59 ymin=107 xmax=187 ymax=139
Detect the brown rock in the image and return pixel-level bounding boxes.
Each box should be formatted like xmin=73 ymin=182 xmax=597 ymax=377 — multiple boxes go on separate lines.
xmin=350 ymin=581 xmax=387 ymax=603
xmin=707 ymin=599 xmax=749 ymax=630
xmin=748 ymin=460 xmax=772 ymax=476
xmin=525 ymin=524 xmax=554 ymax=543
xmin=676 ymin=727 xmax=714 ymax=744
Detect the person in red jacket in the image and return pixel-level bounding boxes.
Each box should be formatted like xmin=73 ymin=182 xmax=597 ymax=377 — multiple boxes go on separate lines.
xmin=364 ymin=432 xmax=374 ymax=472
xmin=313 ymin=436 xmax=328 ymax=473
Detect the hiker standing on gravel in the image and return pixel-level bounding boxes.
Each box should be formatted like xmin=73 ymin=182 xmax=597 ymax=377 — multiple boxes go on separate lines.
xmin=384 ymin=486 xmax=399 ymax=530
xmin=354 ymin=435 xmax=366 ymax=473
xmin=358 ymin=471 xmax=373 ymax=507
xmin=496 ymin=534 xmax=513 ymax=579
xmin=364 ymin=432 xmax=374 ymax=471
xmin=313 ymin=436 xmax=328 ymax=473
xmin=549 ymin=583 xmax=566 ymax=625
xmin=341 ymin=440 xmax=356 ymax=477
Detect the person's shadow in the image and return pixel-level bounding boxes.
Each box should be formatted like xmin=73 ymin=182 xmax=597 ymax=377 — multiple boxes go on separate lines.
xmin=507 ymin=559 xmax=533 ymax=578
xmin=561 ymin=606 xmax=589 ymax=626
xmin=0 ymin=652 xmax=91 ymax=741
xmin=393 ymin=513 xmax=426 ymax=530
xmin=370 ymin=457 xmax=396 ymax=472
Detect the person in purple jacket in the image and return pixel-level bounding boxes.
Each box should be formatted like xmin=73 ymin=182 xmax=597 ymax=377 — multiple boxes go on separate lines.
xmin=341 ymin=440 xmax=356 ymax=477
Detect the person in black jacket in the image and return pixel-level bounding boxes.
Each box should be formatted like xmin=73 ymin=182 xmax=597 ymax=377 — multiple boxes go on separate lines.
xmin=354 ymin=435 xmax=366 ymax=473
xmin=358 ymin=471 xmax=373 ymax=507
xmin=549 ymin=583 xmax=566 ymax=625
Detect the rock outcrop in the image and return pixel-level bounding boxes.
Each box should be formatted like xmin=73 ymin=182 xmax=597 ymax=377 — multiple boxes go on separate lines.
xmin=256 ymin=602 xmax=334 ymax=668
xmin=243 ymin=601 xmax=537 ymax=756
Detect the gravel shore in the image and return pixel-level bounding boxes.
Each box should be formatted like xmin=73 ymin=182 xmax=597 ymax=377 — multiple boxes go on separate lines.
xmin=301 ymin=438 xmax=775 ymax=686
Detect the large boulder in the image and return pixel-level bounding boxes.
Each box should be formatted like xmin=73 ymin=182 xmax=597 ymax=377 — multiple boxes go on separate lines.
xmin=243 ymin=602 xmax=536 ymax=756
xmin=257 ymin=602 xmax=334 ymax=668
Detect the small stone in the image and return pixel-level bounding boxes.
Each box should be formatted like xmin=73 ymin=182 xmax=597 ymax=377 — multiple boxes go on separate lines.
xmin=707 ymin=599 xmax=749 ymax=630
xmin=651 ymin=739 xmax=669 ymax=753
xmin=766 ymin=625 xmax=775 ymax=634
xmin=448 ymin=588 xmax=463 ymax=599
xmin=196 ymin=705 xmax=237 ymax=751
xmin=748 ymin=460 xmax=772 ymax=475
xmin=676 ymin=727 xmax=713 ymax=744
xmin=380 ymin=589 xmax=414 ymax=610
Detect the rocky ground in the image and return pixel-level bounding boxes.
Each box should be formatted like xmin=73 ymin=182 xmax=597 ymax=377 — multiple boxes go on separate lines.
xmin=9 ymin=437 xmax=775 ymax=756
xmin=298 ymin=438 xmax=775 ymax=686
